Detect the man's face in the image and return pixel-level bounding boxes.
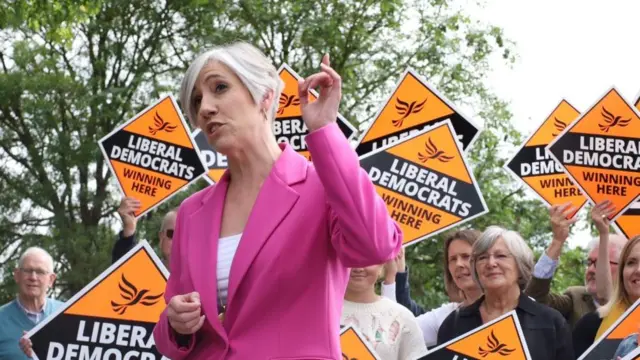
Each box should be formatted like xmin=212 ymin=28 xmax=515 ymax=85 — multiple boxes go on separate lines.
xmin=159 ymin=212 xmax=177 ymax=262
xmin=585 ymin=246 xmax=620 ymax=296
xmin=13 ymin=254 xmax=56 ymax=301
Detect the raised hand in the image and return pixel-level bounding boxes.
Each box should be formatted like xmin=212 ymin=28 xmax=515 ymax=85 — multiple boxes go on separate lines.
xmin=117 ymin=197 xmax=141 ymax=237
xmin=591 ymin=200 xmax=616 ymax=235
xmin=550 ymin=202 xmax=578 ymax=243
xmin=298 ymin=54 xmax=341 ymax=132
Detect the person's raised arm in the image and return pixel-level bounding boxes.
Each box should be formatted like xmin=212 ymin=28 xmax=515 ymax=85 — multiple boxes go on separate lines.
xmin=300 ymin=54 xmax=401 ymax=267
xmin=111 ymin=197 xmax=140 ymax=263
xmin=593 ymin=200 xmax=616 ymax=304
xmin=525 ymin=203 xmax=576 ymax=315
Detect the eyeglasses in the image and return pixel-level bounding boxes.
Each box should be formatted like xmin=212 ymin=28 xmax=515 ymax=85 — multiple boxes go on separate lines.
xmin=583 ymin=259 xmax=619 ymax=268
xmin=476 ymin=253 xmax=512 ymax=264
xmin=165 ymin=229 xmax=174 ymax=239
xmin=19 ymin=268 xmax=49 ymax=277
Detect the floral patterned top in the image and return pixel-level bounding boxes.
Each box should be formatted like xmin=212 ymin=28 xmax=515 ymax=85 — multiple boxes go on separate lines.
xmin=341 ymin=297 xmax=427 ymax=359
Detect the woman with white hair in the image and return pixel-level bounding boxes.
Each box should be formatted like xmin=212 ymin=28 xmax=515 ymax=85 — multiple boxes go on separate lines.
xmin=431 ymin=226 xmax=573 ymax=360
xmin=152 ymin=42 xmax=402 ymax=359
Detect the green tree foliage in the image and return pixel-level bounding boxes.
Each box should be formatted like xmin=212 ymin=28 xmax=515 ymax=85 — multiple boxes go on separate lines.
xmin=0 ymin=0 xmax=584 ymax=306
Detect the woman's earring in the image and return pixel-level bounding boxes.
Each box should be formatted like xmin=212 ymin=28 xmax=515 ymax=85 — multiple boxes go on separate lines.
xmin=262 ymin=109 xmax=269 ymax=122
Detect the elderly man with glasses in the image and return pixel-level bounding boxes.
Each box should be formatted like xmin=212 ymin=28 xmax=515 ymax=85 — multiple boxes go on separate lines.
xmin=525 ymin=201 xmax=627 ymax=329
xmin=0 ymin=247 xmax=64 ymax=359
xmin=112 ymin=196 xmax=176 ymax=268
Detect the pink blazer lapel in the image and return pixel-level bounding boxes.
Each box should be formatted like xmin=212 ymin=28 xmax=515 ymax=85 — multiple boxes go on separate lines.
xmin=225 ymin=145 xmax=307 ymax=315
xmin=188 ymin=173 xmax=230 ymax=339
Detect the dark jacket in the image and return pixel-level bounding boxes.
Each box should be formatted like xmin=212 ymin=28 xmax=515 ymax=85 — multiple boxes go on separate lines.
xmin=435 ymin=293 xmax=574 ymax=360
xmin=525 ymin=275 xmax=596 ymax=329
xmin=572 ymin=311 xmax=601 ymax=359
xmin=395 ymin=266 xmax=426 ymax=316
xmin=111 ymin=231 xmax=136 ymax=264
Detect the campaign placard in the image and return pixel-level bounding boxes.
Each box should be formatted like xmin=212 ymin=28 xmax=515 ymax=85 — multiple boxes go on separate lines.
xmin=99 ymin=95 xmax=207 ymax=217
xmin=359 ymin=120 xmax=488 ymax=246
xmin=340 ymin=326 xmax=380 ymax=360
xmin=276 ymin=64 xmax=356 ymax=160
xmin=578 ymin=298 xmax=640 ymax=360
xmin=354 ymin=68 xmax=481 ymax=156
xmin=547 ymin=88 xmax=640 ymax=221
xmin=614 ymin=93 xmax=640 ymax=239
xmin=193 ymin=128 xmax=227 ymax=184
xmin=613 ymin=199 xmax=640 ymax=239
xmin=505 ymin=100 xmax=587 ymax=218
xmin=25 ymin=241 xmax=169 ymax=360
xmin=422 ymin=311 xmax=531 ymax=359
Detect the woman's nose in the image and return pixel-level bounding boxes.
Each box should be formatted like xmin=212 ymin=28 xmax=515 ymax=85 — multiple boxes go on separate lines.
xmin=198 ymin=94 xmax=219 ymax=119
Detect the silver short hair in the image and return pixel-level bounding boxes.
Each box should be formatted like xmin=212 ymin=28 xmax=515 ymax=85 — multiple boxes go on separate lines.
xmin=179 ymin=42 xmax=284 ymax=127
xmin=586 ymin=234 xmax=626 ymax=262
xmin=18 ymin=247 xmax=55 ymax=273
xmin=471 ymin=226 xmax=534 ymax=291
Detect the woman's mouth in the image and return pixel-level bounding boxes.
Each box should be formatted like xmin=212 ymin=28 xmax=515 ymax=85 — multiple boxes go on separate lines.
xmin=206 ymin=122 xmax=223 ymax=135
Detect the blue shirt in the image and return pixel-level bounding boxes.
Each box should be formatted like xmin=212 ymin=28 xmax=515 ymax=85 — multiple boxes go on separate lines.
xmin=614 ymin=333 xmax=638 ymax=359
xmin=0 ymin=298 xmax=64 ymax=360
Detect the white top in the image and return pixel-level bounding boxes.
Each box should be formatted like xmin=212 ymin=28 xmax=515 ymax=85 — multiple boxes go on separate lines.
xmin=381 ymin=282 xmax=460 ymax=347
xmin=341 ymin=297 xmax=427 ymax=360
xmin=216 ymin=233 xmax=242 ymax=306
xmin=415 ymin=302 xmax=460 ymax=346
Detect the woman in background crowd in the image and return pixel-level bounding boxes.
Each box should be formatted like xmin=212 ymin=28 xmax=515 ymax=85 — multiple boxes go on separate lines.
xmin=382 ymin=229 xmax=483 ymax=347
xmin=433 ymin=226 xmax=573 ymax=360
xmin=573 ymin=234 xmax=640 ymax=358
xmin=342 ymin=262 xmax=427 ymax=359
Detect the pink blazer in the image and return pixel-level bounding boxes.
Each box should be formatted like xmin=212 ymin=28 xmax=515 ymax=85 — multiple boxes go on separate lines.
xmin=153 ymin=122 xmax=402 ymax=360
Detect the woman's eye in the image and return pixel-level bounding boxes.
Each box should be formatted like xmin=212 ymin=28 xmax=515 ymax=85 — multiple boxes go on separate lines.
xmin=215 ymin=83 xmax=228 ymax=92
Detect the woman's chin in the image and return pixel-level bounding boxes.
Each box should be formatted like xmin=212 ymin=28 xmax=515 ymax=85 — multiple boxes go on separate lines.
xmin=208 ymin=136 xmax=234 ymax=155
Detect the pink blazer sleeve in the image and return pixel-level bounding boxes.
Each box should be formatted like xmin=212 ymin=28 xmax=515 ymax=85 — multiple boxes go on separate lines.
xmin=306 ymin=122 xmax=403 ymax=267
xmin=153 ymin=207 xmax=196 ymax=360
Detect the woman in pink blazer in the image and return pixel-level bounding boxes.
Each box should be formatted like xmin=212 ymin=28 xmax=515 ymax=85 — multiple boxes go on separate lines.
xmin=153 ymin=41 xmax=402 ymax=360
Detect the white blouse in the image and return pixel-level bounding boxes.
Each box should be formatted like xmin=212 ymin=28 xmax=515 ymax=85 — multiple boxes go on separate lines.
xmin=216 ymin=233 xmax=242 ymax=305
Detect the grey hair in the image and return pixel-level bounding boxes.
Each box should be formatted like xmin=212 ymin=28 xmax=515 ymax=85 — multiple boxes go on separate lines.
xmin=471 ymin=226 xmax=534 ymax=291
xmin=18 ymin=247 xmax=54 ymax=273
xmin=179 ymin=42 xmax=284 ymax=127
xmin=586 ymin=234 xmax=626 ymax=262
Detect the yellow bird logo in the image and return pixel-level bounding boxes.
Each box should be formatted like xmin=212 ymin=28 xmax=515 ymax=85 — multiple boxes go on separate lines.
xmin=392 ymin=97 xmax=427 ymax=127
xmin=148 ymin=112 xmax=178 ymax=135
xmin=278 ymin=93 xmax=300 ymax=115
xmin=599 ymin=107 xmax=631 ymax=133
xmin=417 ymin=138 xmax=454 ymax=163
xmin=552 ymin=117 xmax=567 ymax=136
xmin=111 ymin=274 xmax=163 ymax=315
xmin=478 ymin=330 xmax=515 ymax=357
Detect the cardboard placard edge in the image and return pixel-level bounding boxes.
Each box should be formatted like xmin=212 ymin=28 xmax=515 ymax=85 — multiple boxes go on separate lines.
xmin=339 ymin=325 xmax=383 ymax=360
xmin=358 ymin=119 xmax=489 ymax=247
xmin=353 ymin=67 xmax=483 ymax=155
xmin=545 ymin=87 xmax=640 ymax=222
xmin=502 ymin=99 xmax=586 ymax=219
xmin=423 ymin=310 xmax=532 ymax=359
xmin=275 ymin=63 xmax=357 ymax=140
xmin=97 ymin=94 xmax=208 ymax=218
xmin=25 ymin=240 xmax=168 ymax=345
xmin=576 ymin=296 xmax=640 ymax=360
xmin=621 ymin=344 xmax=640 ymax=360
